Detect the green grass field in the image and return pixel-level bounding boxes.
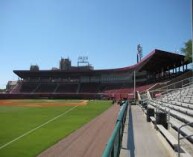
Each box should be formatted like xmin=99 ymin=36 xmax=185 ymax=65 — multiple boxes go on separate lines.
xmin=0 ymin=100 xmax=112 ymax=157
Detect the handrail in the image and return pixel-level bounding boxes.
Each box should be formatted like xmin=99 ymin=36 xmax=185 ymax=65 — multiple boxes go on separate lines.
xmin=149 ymin=84 xmax=193 ymax=101
xmin=150 ymin=76 xmax=193 ymax=95
xmin=178 ymin=122 xmax=193 ymax=157
xmin=102 ymin=101 xmax=128 ymax=157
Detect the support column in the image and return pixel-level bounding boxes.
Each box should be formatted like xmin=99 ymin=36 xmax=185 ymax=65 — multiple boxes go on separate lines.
xmin=161 ymin=68 xmax=164 ymax=77
xmin=173 ymin=64 xmax=176 ymax=75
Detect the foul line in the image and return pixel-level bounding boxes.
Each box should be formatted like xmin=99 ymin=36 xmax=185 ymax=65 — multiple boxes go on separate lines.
xmin=0 ymin=105 xmax=78 ymax=150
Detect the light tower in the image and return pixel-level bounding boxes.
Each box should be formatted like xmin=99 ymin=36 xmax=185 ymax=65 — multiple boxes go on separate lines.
xmin=137 ymin=44 xmax=143 ymax=63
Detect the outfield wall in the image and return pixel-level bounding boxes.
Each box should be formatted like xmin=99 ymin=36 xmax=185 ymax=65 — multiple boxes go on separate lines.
xmin=0 ymin=93 xmax=104 ymax=99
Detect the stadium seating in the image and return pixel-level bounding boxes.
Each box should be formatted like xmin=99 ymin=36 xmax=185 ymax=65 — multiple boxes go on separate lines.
xmin=55 ymin=83 xmax=78 ymax=93
xmin=34 ymin=83 xmax=57 ymax=93
xmin=15 ymin=80 xmax=156 ymax=98
xmin=20 ymin=82 xmax=39 ymax=93
xmin=139 ymin=77 xmax=193 ymax=155
xmin=9 ymin=81 xmax=22 ymax=94
xmin=104 ymin=83 xmax=155 ymax=100
xmin=79 ymin=82 xmax=101 ymax=93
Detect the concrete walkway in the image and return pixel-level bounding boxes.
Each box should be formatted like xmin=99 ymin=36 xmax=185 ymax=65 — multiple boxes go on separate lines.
xmin=120 ymin=105 xmax=172 ymax=157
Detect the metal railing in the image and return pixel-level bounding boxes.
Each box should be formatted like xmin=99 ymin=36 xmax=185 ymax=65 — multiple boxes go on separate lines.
xmin=178 ymin=122 xmax=193 ymax=157
xmin=148 ymin=76 xmax=193 ymax=98
xmin=102 ymin=101 xmax=129 ymax=157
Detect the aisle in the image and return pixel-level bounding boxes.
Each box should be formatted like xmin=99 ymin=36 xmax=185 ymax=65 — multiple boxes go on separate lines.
xmin=120 ymin=105 xmax=171 ymax=157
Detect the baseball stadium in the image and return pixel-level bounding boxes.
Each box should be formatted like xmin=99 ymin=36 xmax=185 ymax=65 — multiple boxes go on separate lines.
xmin=0 ymin=48 xmax=193 ymax=157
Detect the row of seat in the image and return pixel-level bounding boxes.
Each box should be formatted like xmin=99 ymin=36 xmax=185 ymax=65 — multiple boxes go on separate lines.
xmin=14 ymin=82 xmax=100 ymax=94
xmin=148 ymin=100 xmax=193 ymax=141
xmin=160 ymin=85 xmax=193 ymax=104
xmin=139 ymin=82 xmax=193 ymax=156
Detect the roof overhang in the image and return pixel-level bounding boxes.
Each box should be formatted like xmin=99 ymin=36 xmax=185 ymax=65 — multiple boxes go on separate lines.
xmin=14 ymin=49 xmax=190 ymax=79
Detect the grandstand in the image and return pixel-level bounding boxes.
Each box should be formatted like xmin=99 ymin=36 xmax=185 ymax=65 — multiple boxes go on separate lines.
xmin=1 ymin=49 xmax=190 ymax=100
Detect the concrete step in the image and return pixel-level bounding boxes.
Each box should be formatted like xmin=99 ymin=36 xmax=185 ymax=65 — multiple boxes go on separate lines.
xmin=149 ymin=100 xmax=193 ymax=124
xmin=170 ymin=101 xmax=193 ymax=110
xmin=170 ymin=117 xmax=193 ymax=143
xmin=157 ymin=124 xmax=178 ymax=151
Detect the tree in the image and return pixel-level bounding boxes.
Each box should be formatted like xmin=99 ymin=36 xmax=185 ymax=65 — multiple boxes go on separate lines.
xmin=181 ymin=39 xmax=192 ymax=62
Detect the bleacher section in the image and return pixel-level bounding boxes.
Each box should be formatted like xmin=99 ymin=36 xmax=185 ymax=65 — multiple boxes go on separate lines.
xmin=35 ymin=83 xmax=57 ymax=93
xmin=55 ymin=83 xmax=78 ymax=93
xmin=19 ymin=82 xmax=79 ymax=94
xmin=78 ymin=82 xmax=100 ymax=93
xmin=104 ymin=84 xmax=155 ymax=100
xmin=139 ymin=77 xmax=193 ymax=156
xmin=11 ymin=80 xmax=156 ymax=100
xmin=20 ymin=82 xmax=39 ymax=93
xmin=9 ymin=81 xmax=22 ymax=94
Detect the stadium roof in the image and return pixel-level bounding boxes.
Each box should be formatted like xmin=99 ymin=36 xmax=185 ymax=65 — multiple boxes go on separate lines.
xmin=14 ymin=49 xmax=190 ymax=79
xmin=134 ymin=49 xmax=189 ymax=72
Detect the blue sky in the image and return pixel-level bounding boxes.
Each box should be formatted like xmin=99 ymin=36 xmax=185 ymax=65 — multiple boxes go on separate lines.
xmin=0 ymin=0 xmax=192 ymax=88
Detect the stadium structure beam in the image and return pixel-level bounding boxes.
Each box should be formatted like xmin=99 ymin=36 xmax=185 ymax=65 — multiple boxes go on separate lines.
xmin=134 ymin=70 xmax=136 ymax=100
xmin=192 ymin=0 xmax=193 ymax=72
